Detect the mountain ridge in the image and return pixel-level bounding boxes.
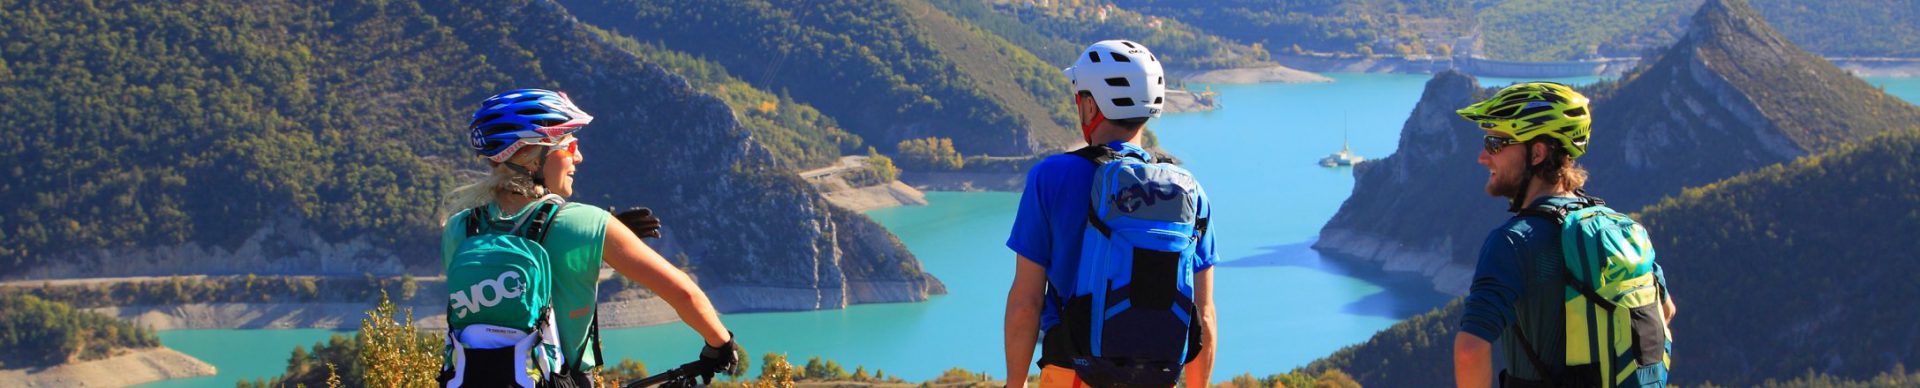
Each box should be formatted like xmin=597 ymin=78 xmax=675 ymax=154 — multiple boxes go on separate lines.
xmin=0 ymin=0 xmax=941 ymax=311
xmin=1314 ymin=0 xmax=1920 ymax=294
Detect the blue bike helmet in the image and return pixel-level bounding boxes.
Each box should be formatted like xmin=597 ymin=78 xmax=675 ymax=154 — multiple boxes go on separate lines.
xmin=468 ymin=89 xmax=593 ymax=163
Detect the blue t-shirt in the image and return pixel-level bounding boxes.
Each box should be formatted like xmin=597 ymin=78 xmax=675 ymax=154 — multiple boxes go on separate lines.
xmin=1006 ymin=141 xmax=1218 ymax=331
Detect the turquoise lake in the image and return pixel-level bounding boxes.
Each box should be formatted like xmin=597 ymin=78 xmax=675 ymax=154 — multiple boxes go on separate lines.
xmin=141 ymin=73 xmax=1919 ymax=386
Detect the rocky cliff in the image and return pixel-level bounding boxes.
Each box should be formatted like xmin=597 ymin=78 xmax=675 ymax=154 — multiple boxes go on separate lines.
xmin=1314 ymin=0 xmax=1920 ymax=294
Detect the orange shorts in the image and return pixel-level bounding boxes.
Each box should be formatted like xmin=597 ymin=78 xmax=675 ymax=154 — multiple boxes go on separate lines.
xmin=1037 ymin=365 xmax=1084 ymax=388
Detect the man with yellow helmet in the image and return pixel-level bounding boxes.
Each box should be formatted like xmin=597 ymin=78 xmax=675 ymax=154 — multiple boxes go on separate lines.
xmin=1450 ymin=82 xmax=1678 ymax=388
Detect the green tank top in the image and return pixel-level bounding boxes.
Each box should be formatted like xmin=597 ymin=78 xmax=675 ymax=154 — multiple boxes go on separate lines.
xmin=443 ymin=200 xmax=609 ymax=369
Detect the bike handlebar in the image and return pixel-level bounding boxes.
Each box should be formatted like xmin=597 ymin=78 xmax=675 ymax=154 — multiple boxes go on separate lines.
xmin=621 ymin=362 xmax=708 ymax=388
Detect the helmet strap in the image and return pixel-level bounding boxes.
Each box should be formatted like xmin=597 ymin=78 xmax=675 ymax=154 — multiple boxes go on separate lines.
xmin=503 ymin=149 xmax=549 ymax=188
xmin=1079 ymin=95 xmax=1106 ymax=144
xmin=1507 ymin=143 xmax=1534 ymax=213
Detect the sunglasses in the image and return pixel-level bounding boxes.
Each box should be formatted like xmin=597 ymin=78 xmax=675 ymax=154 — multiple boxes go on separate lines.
xmin=542 ymin=136 xmax=579 ymax=157
xmin=1483 ymin=135 xmax=1523 ymax=154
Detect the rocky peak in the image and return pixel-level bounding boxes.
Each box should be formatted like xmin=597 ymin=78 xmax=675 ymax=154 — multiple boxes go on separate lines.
xmin=1316 ymin=0 xmax=1920 ymax=294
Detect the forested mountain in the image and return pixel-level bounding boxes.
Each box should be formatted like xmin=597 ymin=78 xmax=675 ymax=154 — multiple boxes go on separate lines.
xmin=1100 ymin=0 xmax=1920 ymax=61
xmin=1635 ymin=128 xmax=1920 ymax=385
xmin=1475 ymin=0 xmax=1920 ymax=60
xmin=1300 ymin=128 xmax=1920 ymax=387
xmin=1113 ymin=0 xmax=1471 ymax=58
xmin=0 ymin=0 xmax=939 ymax=309
xmin=926 ymin=0 xmax=1271 ymax=71
xmin=1473 ymin=0 xmax=1698 ymax=61
xmin=555 ymin=0 xmax=1079 ymax=156
xmin=1315 ymin=0 xmax=1920 ymax=294
xmin=585 ymin=27 xmax=861 ymax=170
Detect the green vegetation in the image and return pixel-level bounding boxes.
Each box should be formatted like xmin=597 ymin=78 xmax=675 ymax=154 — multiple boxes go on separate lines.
xmin=896 ymin=137 xmax=967 ymax=171
xmin=0 ymin=0 xmax=929 ymax=292
xmin=1745 ymin=0 xmax=1920 ymax=57
xmin=1112 ymin=0 xmax=1470 ymax=57
xmin=241 ymin=292 xmax=436 ymax=388
xmin=1294 ymin=299 xmax=1461 ymax=387
xmin=1727 ymin=366 xmax=1920 ymax=388
xmin=1216 ymin=369 xmax=1361 ymax=388
xmin=0 ymin=294 xmax=159 ymax=367
xmin=1632 ymin=129 xmax=1920 ymax=386
xmin=927 ymin=0 xmax=1271 ymax=70
xmin=1476 ymin=0 xmax=1694 ymax=61
xmin=0 ymin=0 xmax=480 ymax=276
xmin=557 ymin=0 xmax=1078 ymax=156
xmin=1475 ymin=0 xmax=1920 ymax=60
xmin=844 ymin=147 xmax=903 ymax=188
xmin=1583 ymin=0 xmax=1920 ymax=209
xmin=585 ymin=26 xmax=861 ymax=170
xmin=1304 ymin=129 xmax=1920 ymax=386
xmin=1107 ymin=0 xmax=1920 ymax=61
xmin=1 ymin=275 xmax=431 ymax=308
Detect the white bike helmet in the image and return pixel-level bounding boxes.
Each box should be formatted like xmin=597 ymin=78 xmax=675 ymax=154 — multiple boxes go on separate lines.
xmin=1064 ymin=40 xmax=1166 ymax=122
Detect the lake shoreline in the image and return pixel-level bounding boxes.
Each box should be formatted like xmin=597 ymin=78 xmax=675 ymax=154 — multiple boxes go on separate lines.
xmin=1270 ymin=54 xmax=1920 ymax=79
xmin=0 ymin=347 xmax=215 ymax=388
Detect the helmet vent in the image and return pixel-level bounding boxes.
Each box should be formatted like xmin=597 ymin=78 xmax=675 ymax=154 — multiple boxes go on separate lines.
xmin=531 ymin=119 xmax=566 ymax=127
xmin=1111 ymin=98 xmax=1136 ymax=107
xmin=1110 ymin=52 xmax=1131 ymax=62
xmin=516 ymin=108 xmax=548 ymax=115
xmin=1153 ymin=97 xmax=1163 ymax=104
xmin=1104 ymin=77 xmax=1130 ymax=87
xmin=513 ymin=96 xmax=542 ymax=103
xmin=1157 ymin=76 xmax=1163 ymax=85
xmin=1121 ymin=41 xmax=1136 ymax=48
xmin=1564 ymin=107 xmax=1588 ymax=117
xmin=474 ymin=113 xmax=504 ymax=125
xmin=1088 ymin=52 xmax=1101 ymax=63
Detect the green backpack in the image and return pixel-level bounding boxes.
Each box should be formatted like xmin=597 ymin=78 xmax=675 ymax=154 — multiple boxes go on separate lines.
xmin=1514 ymin=196 xmax=1669 ymax=388
xmin=439 ymin=198 xmax=567 ymax=388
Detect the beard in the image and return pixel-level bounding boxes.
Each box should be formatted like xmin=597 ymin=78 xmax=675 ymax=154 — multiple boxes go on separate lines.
xmin=1485 ymin=167 xmax=1526 ymax=198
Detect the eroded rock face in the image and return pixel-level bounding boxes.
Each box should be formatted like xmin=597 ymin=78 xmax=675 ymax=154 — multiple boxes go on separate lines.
xmin=1315 ymin=0 xmax=1920 ymax=294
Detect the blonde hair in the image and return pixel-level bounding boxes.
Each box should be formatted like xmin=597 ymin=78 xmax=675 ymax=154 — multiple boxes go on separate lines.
xmin=441 ymin=146 xmax=549 ymax=224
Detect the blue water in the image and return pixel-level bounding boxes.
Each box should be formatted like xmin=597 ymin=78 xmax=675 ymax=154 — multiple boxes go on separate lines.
xmin=1865 ymin=76 xmax=1920 ymax=103
xmin=598 ymin=73 xmax=1470 ymax=381
xmin=137 ymin=329 xmax=347 ymax=388
xmin=142 ymin=72 xmax=1919 ymax=386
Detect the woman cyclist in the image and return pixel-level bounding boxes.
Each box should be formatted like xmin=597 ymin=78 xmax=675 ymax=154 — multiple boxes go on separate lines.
xmin=440 ymin=89 xmax=738 ymax=387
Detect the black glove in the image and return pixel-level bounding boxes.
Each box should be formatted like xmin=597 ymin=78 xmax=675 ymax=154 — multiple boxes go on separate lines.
xmin=612 ymin=206 xmax=663 ymax=239
xmin=689 ymin=333 xmax=741 ymax=384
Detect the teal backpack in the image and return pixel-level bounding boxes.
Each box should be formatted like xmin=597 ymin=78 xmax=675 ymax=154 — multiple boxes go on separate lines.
xmin=439 ymin=197 xmax=568 ymax=388
xmin=1513 ymin=195 xmax=1670 ymax=388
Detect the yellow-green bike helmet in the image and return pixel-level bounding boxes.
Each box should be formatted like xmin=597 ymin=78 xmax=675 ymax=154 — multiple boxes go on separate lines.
xmin=1456 ymin=82 xmax=1592 ymax=158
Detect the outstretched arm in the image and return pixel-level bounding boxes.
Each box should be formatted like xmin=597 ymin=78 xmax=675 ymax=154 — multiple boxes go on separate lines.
xmin=1005 ymin=256 xmax=1048 ymax=388
xmin=602 ymin=219 xmax=731 ymax=347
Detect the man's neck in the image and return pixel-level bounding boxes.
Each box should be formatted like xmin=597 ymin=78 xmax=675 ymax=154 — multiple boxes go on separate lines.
xmin=1522 ymin=180 xmax=1576 ymax=206
xmin=1089 ymin=127 xmax=1144 ymax=145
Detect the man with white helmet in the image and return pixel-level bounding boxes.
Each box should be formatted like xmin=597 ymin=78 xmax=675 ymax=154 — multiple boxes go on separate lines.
xmin=1004 ymin=40 xmax=1218 ymax=388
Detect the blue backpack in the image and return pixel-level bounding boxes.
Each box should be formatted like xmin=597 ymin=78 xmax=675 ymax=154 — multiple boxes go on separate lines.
xmin=1061 ymin=144 xmax=1208 ymax=388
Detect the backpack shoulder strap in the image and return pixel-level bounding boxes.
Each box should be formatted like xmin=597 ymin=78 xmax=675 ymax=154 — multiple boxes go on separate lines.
xmin=510 ymin=195 xmax=568 ymax=243
xmin=1067 ymin=144 xmax=1119 ymax=165
xmin=1508 ymin=324 xmax=1558 ymax=383
xmin=464 ymin=206 xmax=488 ymax=237
xmin=520 ymin=202 xmax=562 ymax=243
